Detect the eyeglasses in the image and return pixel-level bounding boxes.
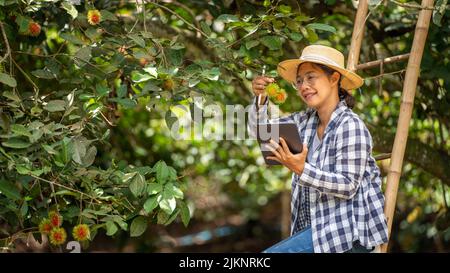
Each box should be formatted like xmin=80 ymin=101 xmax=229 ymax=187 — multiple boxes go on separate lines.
xmin=293 ymin=74 xmax=323 ymax=89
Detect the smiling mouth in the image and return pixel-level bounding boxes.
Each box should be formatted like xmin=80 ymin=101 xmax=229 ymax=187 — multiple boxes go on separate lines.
xmin=303 ymin=93 xmax=317 ymax=100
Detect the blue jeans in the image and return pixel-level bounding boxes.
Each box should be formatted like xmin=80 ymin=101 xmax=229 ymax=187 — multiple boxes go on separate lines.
xmin=263 ymin=227 xmax=313 ymax=253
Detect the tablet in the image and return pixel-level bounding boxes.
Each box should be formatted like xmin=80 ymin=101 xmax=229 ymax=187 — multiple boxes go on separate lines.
xmin=256 ymin=122 xmax=303 ymax=165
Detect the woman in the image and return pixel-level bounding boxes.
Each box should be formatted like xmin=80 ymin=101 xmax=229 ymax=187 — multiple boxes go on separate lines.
xmin=248 ymin=45 xmax=389 ymax=253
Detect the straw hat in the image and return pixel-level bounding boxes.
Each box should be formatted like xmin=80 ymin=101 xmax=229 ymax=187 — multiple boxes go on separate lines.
xmin=277 ymin=45 xmax=364 ymax=91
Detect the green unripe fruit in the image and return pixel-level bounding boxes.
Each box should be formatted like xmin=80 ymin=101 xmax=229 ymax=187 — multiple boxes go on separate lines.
xmin=272 ymin=88 xmax=287 ymax=104
xmin=265 ymin=83 xmax=280 ymax=97
xmin=265 ymin=82 xmax=287 ymax=104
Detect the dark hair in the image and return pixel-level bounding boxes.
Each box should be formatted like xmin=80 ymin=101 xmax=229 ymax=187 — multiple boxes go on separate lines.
xmin=296 ymin=62 xmax=355 ymax=109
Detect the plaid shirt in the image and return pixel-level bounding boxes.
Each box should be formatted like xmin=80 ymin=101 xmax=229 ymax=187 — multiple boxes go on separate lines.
xmin=248 ymin=97 xmax=389 ymax=253
xmin=293 ymin=131 xmax=322 ymax=234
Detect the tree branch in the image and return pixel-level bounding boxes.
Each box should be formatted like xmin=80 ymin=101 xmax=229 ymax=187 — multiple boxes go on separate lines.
xmin=390 ymin=0 xmax=439 ymax=10
xmin=147 ymin=1 xmax=209 ymax=38
xmin=0 ymin=22 xmax=11 ymax=65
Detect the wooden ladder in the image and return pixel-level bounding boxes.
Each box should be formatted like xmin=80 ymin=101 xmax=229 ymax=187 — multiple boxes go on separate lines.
xmin=347 ymin=0 xmax=435 ymax=252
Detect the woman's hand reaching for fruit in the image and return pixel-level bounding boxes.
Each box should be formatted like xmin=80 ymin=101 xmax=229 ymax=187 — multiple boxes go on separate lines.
xmin=252 ymin=76 xmax=274 ymax=104
xmin=251 ymin=75 xmax=288 ymax=105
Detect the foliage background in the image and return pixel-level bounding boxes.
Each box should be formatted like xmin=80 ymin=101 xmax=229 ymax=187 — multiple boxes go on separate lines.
xmin=0 ymin=0 xmax=449 ymax=252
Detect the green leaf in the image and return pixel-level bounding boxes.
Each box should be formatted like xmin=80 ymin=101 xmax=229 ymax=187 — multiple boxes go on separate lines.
xmin=295 ymin=14 xmax=313 ymax=22
xmin=159 ymin=195 xmax=176 ymax=215
xmin=306 ymin=28 xmax=318 ymax=43
xmin=85 ymin=28 xmax=102 ymax=41
xmin=142 ymin=67 xmax=158 ymax=78
xmin=74 ymin=47 xmax=92 ymax=67
xmin=2 ymin=138 xmax=31 ymax=149
xmin=111 ymin=98 xmax=137 ymax=109
xmin=16 ymin=15 xmax=30 ymax=33
xmin=147 ymin=183 xmax=163 ymax=195
xmin=165 ymin=109 xmax=178 ymax=131
xmin=245 ymin=40 xmax=259 ymax=49
xmin=277 ymin=5 xmax=292 ymax=14
xmin=96 ymin=83 xmax=110 ymax=96
xmin=44 ymin=100 xmax=66 ymax=112
xmin=167 ymin=48 xmax=184 ymax=66
xmin=101 ymin=10 xmax=118 ymax=21
xmin=188 ymin=78 xmax=200 ymax=87
xmin=131 ymin=71 xmax=152 ymax=83
xmin=157 ymin=210 xmax=170 ymax=225
xmin=272 ymin=20 xmax=285 ymax=30
xmin=164 ymin=208 xmax=180 ymax=226
xmin=11 ymin=124 xmax=31 ymax=137
xmin=155 ymin=161 xmax=169 ymax=183
xmin=129 ymin=173 xmax=145 ymax=197
xmin=130 ymin=166 xmax=153 ymax=177
xmin=0 ymin=179 xmax=20 ymax=200
xmin=306 ymin=23 xmax=336 ymax=33
xmin=60 ymin=32 xmax=85 ymax=45
xmin=432 ymin=0 xmax=447 ymax=26
xmin=20 ymin=201 xmax=28 ymax=216
xmin=260 ymin=36 xmax=282 ymax=50
xmin=42 ymin=144 xmax=58 ymax=155
xmin=82 ymin=146 xmax=96 ymax=167
xmin=56 ymin=190 xmax=80 ymax=198
xmin=180 ymin=202 xmax=190 ymax=227
xmin=168 ymin=167 xmax=177 ymax=181
xmin=286 ymin=19 xmax=299 ymax=32
xmin=128 ymin=34 xmax=145 ymax=48
xmin=32 ymin=68 xmax=56 ymax=79
xmin=16 ymin=165 xmax=31 ymax=175
xmin=113 ymin=217 xmax=128 ymax=231
xmin=58 ymin=137 xmax=72 ymax=165
xmin=106 ymin=221 xmax=118 ymax=236
xmin=216 ymin=14 xmax=239 ymax=23
xmin=2 ymin=91 xmax=20 ymax=102
xmin=165 ymin=183 xmax=183 ymax=199
xmin=202 ymin=67 xmax=220 ymax=81
xmin=200 ymin=21 xmax=212 ymax=36
xmin=143 ymin=195 xmax=158 ymax=213
xmin=123 ymin=172 xmax=136 ymax=182
xmin=62 ymin=2 xmax=78 ymax=19
xmin=368 ymin=0 xmax=383 ymax=5
xmin=72 ymin=137 xmax=88 ymax=165
xmin=130 ymin=216 xmax=147 ymax=237
xmin=142 ymin=81 xmax=161 ymax=93
xmin=29 ymin=129 xmax=43 ymax=143
xmin=289 ymin=32 xmax=303 ymax=42
xmin=301 ymin=26 xmax=318 ymax=43
xmin=117 ymin=84 xmax=127 ymax=98
xmin=0 ymin=72 xmax=17 ymax=87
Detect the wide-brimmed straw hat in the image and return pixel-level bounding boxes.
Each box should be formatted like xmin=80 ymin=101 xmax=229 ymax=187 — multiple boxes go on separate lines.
xmin=277 ymin=44 xmax=364 ymax=91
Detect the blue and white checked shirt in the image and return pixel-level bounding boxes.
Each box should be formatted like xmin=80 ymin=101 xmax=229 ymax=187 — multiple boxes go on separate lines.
xmin=248 ymin=97 xmax=389 ymax=253
xmin=293 ymin=131 xmax=321 ymax=234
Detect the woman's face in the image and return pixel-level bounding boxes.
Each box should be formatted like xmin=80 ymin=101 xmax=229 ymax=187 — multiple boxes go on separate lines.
xmin=296 ymin=62 xmax=340 ymax=109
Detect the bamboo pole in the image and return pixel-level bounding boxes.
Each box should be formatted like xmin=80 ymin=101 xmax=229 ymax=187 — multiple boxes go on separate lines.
xmin=347 ymin=0 xmax=369 ymax=72
xmin=356 ymin=53 xmax=410 ymax=71
xmin=380 ymin=0 xmax=434 ymax=253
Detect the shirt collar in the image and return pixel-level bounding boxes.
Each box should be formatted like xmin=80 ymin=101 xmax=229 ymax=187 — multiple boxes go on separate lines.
xmin=304 ymin=100 xmax=348 ymax=142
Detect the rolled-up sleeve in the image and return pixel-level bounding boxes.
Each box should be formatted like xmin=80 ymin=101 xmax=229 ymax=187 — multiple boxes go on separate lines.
xmin=299 ymin=117 xmax=371 ymax=199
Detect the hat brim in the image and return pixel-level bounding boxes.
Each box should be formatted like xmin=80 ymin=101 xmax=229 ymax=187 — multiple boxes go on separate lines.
xmin=277 ymin=59 xmax=364 ymax=91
